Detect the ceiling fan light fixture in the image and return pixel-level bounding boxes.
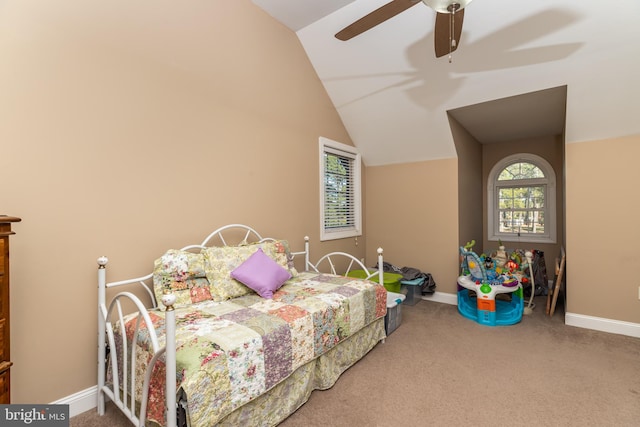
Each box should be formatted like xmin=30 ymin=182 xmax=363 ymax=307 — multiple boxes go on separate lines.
xmin=421 ymin=0 xmax=473 ymax=14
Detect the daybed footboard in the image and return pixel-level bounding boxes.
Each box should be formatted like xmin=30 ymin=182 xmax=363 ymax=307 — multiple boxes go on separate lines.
xmin=97 ymin=257 xmax=178 ymax=427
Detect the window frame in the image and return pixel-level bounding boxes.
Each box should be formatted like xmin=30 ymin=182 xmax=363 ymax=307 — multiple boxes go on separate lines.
xmin=487 ymin=153 xmax=556 ymax=244
xmin=319 ymin=137 xmax=362 ymax=241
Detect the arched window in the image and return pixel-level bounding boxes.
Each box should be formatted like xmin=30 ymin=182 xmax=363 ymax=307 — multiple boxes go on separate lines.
xmin=487 ymin=153 xmax=556 ymax=243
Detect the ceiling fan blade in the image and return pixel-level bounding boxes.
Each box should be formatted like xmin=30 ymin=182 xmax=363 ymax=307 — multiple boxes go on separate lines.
xmin=335 ymin=0 xmax=422 ymax=41
xmin=434 ymin=9 xmax=465 ymax=58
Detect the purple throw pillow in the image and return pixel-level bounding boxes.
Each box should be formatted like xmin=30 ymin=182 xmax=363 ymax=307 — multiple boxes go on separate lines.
xmin=230 ymin=248 xmax=292 ymax=298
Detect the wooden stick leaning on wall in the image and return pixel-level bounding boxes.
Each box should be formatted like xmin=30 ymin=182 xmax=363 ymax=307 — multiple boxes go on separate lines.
xmin=547 ymin=247 xmax=565 ymax=316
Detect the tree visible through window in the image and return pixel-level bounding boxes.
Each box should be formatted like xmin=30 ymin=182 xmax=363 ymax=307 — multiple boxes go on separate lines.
xmin=488 ymin=154 xmax=556 ymax=243
xmin=324 ymin=152 xmax=354 ymax=230
xmin=497 ymin=162 xmax=545 ymax=235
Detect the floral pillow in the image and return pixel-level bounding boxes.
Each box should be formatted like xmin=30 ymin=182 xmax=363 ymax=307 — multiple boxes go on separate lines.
xmin=202 ymin=240 xmax=297 ymax=301
xmin=254 ymin=240 xmax=298 ymax=276
xmin=153 ymin=249 xmax=211 ymax=307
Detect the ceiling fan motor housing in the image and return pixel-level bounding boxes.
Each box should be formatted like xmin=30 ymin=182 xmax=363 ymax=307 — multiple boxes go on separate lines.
xmin=421 ymin=0 xmax=473 ymax=14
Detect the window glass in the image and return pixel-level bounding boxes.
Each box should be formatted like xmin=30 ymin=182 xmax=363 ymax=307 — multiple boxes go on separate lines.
xmin=498 ymin=162 xmax=544 ymax=180
xmin=323 ymin=151 xmax=356 ymax=230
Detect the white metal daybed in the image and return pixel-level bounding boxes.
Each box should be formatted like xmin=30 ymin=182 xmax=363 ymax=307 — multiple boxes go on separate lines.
xmin=97 ymin=224 xmax=388 ymax=427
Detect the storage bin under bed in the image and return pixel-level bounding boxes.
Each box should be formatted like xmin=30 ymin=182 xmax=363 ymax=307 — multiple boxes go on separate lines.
xmin=385 ymin=291 xmax=405 ymax=335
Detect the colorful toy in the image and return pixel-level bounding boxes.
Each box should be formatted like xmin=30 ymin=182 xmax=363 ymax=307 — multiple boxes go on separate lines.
xmin=457 ymin=245 xmax=524 ymax=326
xmin=494 ymin=241 xmax=507 ymax=268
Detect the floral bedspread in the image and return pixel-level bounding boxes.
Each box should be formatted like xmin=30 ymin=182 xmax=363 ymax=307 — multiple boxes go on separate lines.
xmin=113 ymin=272 xmax=387 ymax=427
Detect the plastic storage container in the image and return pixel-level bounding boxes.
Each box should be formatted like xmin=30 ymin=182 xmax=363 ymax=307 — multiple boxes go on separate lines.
xmin=385 ymin=291 xmax=406 ymax=335
xmin=400 ymin=277 xmax=425 ymax=306
xmin=347 ymin=270 xmax=403 ymax=293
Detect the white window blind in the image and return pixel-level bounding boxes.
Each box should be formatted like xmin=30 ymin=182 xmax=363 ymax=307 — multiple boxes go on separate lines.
xmin=319 ymin=138 xmax=361 ymax=241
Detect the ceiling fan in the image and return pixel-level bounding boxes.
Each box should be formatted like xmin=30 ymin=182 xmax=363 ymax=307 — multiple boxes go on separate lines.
xmin=335 ymin=0 xmax=474 ymax=60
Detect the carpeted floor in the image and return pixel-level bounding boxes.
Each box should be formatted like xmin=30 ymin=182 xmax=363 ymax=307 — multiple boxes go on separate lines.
xmin=72 ymin=296 xmax=640 ymax=426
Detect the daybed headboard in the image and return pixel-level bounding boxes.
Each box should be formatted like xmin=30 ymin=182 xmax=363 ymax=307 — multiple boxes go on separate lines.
xmin=98 ymin=224 xmax=309 ymax=309
xmin=199 ymin=223 xmax=263 ymax=247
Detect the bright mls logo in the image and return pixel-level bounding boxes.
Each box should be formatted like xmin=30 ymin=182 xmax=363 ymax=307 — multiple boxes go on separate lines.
xmin=0 ymin=405 xmax=69 ymax=426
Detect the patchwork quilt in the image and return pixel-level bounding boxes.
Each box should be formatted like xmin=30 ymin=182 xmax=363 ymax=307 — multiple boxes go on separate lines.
xmin=112 ymin=272 xmax=387 ymax=427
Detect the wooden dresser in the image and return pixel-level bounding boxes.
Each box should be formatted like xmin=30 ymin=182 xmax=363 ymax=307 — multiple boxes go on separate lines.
xmin=0 ymin=215 xmax=20 ymax=404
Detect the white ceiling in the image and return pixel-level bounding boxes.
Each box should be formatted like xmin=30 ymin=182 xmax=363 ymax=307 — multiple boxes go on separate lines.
xmin=253 ymin=0 xmax=640 ymax=166
xmin=252 ymin=0 xmax=356 ymax=31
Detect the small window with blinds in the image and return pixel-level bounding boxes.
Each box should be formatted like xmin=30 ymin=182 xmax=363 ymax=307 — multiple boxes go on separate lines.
xmin=319 ymin=137 xmax=362 ymax=241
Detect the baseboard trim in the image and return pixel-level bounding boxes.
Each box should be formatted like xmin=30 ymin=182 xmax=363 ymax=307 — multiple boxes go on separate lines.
xmin=420 ymin=291 xmax=457 ymax=305
xmin=52 ymin=385 xmax=97 ymax=418
xmin=421 ymin=293 xmax=640 ymax=338
xmin=565 ymin=312 xmax=640 ymax=338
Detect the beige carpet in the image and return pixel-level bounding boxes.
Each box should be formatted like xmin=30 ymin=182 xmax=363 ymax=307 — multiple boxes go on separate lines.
xmin=72 ymin=297 xmax=640 ymax=427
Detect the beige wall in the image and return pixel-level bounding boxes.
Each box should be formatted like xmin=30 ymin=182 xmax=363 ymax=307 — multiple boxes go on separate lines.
xmin=365 ymin=159 xmax=460 ymax=295
xmin=566 ymin=135 xmax=640 ymax=323
xmin=449 ymin=115 xmax=483 ymax=248
xmin=0 ymin=0 xmax=364 ymax=403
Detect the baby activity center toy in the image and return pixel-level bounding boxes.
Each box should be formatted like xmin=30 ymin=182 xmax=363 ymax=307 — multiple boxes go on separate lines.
xmin=457 ymin=242 xmax=530 ymax=326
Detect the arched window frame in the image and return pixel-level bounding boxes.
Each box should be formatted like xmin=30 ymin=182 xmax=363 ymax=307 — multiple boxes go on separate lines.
xmin=487 ymin=153 xmax=556 ymax=244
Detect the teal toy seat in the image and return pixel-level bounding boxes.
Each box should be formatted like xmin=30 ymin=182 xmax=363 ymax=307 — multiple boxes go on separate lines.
xmin=457 ymin=246 xmax=524 ymax=326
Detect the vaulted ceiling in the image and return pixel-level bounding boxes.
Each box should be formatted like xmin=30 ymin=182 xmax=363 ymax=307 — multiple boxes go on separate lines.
xmin=253 ymin=0 xmax=640 ymax=166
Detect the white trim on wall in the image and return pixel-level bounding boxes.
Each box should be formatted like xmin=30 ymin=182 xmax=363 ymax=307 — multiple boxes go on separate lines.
xmin=565 ymin=312 xmax=640 ymax=338
xmin=51 ymin=385 xmax=97 ymax=418
xmin=421 ymin=292 xmax=458 ymax=305
xmin=423 ymin=294 xmax=640 ymax=338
